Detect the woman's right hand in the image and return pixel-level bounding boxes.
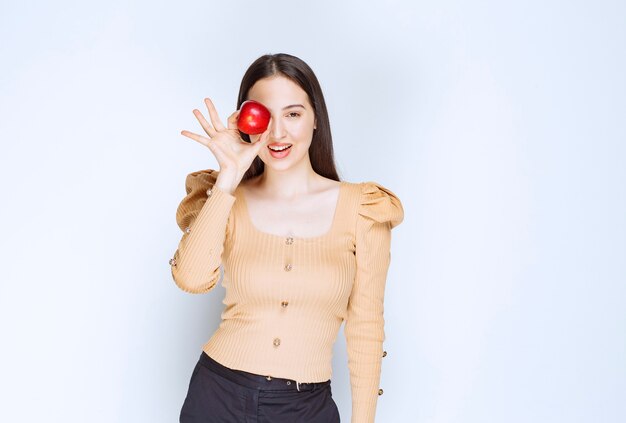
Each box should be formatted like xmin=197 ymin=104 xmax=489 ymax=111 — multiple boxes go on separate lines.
xmin=181 ymin=97 xmax=271 ymax=194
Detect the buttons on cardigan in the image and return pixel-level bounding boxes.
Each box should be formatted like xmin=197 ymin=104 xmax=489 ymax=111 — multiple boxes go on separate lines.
xmin=169 ymin=258 xmax=177 ymax=267
xmin=278 ymin=238 xmax=293 ymax=349
xmin=206 ymin=188 xmax=213 ymax=197
xmin=184 ymin=227 xmax=191 ymax=234
xmin=382 ymin=350 xmax=387 ymax=357
xmin=378 ymin=388 xmax=384 ymax=396
xmin=266 ymin=375 xmax=272 ymax=381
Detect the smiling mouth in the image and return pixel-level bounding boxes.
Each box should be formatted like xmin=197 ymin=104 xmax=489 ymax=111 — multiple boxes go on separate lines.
xmin=268 ymin=144 xmax=292 ymax=152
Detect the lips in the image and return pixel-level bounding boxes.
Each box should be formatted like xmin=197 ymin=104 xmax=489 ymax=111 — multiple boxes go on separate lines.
xmin=268 ymin=143 xmax=292 ymax=152
xmin=267 ymin=143 xmax=293 ymax=159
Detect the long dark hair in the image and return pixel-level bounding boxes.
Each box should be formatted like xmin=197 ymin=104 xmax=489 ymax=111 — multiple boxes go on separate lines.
xmin=237 ymin=53 xmax=340 ymax=182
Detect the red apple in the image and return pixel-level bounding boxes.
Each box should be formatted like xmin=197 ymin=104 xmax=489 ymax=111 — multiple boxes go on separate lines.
xmin=237 ymin=100 xmax=271 ymax=135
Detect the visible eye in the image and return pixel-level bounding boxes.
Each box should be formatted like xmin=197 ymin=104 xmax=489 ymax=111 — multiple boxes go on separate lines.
xmin=287 ymin=112 xmax=300 ymax=118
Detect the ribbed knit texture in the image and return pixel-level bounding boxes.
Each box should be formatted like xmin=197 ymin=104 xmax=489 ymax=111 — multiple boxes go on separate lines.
xmin=171 ymin=169 xmax=404 ymax=423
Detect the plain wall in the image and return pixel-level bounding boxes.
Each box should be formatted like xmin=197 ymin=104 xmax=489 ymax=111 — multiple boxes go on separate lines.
xmin=1 ymin=1 xmax=624 ymax=421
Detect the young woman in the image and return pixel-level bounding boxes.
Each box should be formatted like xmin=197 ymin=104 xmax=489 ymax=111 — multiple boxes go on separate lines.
xmin=170 ymin=53 xmax=404 ymax=423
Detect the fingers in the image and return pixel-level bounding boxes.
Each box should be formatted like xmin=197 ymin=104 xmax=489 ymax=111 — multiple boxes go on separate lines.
xmin=251 ymin=119 xmax=272 ymax=152
xmin=248 ymin=117 xmax=272 ymax=144
xmin=192 ymin=109 xmax=217 ymax=138
xmin=181 ymin=130 xmax=210 ymax=147
xmin=227 ymin=110 xmax=240 ymax=130
xmin=204 ymin=98 xmax=226 ymax=131
xmin=181 ymin=130 xmax=230 ymax=165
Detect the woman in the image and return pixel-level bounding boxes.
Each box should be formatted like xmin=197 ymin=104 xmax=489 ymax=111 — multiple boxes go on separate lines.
xmin=170 ymin=53 xmax=404 ymax=423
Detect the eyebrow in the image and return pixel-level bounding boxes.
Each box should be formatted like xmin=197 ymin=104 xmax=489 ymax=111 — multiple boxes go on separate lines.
xmin=282 ymin=104 xmax=306 ymax=110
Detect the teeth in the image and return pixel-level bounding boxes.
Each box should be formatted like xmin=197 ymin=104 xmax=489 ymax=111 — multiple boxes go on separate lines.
xmin=269 ymin=144 xmax=291 ymax=151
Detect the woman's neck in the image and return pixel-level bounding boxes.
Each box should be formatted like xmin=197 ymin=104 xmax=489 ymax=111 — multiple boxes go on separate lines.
xmin=255 ymin=162 xmax=322 ymax=200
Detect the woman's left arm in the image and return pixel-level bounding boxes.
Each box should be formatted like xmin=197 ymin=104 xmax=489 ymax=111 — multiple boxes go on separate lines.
xmin=344 ymin=182 xmax=404 ymax=423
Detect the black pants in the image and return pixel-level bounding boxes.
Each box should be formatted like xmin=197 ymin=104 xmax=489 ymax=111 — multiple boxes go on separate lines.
xmin=180 ymin=352 xmax=341 ymax=422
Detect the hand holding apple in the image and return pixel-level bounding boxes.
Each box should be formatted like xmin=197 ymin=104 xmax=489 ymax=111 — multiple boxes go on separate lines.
xmin=180 ymin=97 xmax=271 ymax=193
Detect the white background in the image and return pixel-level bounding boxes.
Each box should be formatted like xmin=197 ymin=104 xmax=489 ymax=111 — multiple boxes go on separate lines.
xmin=1 ymin=1 xmax=625 ymax=422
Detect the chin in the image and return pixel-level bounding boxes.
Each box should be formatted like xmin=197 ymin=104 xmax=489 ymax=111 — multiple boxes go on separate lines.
xmin=262 ymin=161 xmax=293 ymax=172
xmin=261 ymin=152 xmax=306 ymax=172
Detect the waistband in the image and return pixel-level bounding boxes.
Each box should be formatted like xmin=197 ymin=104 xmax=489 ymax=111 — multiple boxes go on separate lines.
xmin=198 ymin=351 xmax=330 ymax=392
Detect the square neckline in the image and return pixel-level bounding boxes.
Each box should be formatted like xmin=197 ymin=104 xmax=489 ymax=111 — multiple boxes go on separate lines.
xmin=235 ymin=181 xmax=348 ymax=241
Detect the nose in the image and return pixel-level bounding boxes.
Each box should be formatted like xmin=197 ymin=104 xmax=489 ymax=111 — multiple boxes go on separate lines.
xmin=269 ymin=116 xmax=286 ymax=139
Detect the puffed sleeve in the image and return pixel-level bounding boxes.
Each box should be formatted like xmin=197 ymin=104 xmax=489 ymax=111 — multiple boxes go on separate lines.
xmin=169 ymin=169 xmax=236 ymax=294
xmin=344 ymin=181 xmax=404 ymax=422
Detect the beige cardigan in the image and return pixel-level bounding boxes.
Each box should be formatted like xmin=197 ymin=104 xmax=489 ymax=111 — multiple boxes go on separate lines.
xmin=170 ymin=169 xmax=404 ymax=422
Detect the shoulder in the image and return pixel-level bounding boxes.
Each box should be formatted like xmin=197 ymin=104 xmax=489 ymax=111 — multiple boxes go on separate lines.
xmin=175 ymin=168 xmax=219 ymax=231
xmin=342 ymin=180 xmax=404 ymax=229
xmin=183 ymin=168 xmax=219 ymax=194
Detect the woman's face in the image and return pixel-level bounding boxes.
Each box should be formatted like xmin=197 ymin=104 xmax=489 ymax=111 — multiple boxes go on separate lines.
xmin=247 ymin=75 xmax=316 ymax=171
